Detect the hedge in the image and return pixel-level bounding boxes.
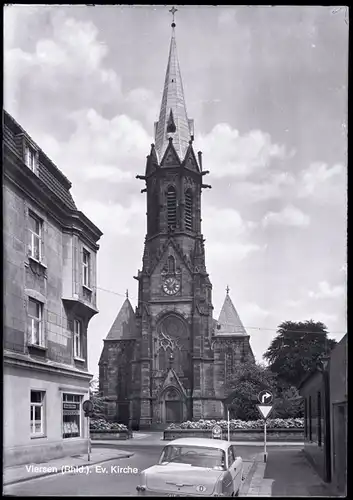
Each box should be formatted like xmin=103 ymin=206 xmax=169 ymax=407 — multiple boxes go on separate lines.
xmin=167 ymin=417 xmax=304 ymax=430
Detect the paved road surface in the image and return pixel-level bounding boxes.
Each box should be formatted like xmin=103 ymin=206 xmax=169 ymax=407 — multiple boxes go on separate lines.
xmin=3 ymin=445 xmax=260 ymax=496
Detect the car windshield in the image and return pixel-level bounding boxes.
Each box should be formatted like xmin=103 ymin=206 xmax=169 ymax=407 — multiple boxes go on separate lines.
xmin=159 ymin=445 xmax=226 ymax=470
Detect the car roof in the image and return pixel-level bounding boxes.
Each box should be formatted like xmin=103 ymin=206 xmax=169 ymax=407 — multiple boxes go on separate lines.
xmin=164 ymin=438 xmax=232 ymax=451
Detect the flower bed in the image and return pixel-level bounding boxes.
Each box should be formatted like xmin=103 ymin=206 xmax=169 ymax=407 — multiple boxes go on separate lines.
xmin=164 ymin=418 xmax=304 ymax=442
xmin=90 ymin=418 xmax=131 ymax=440
xmin=167 ymin=418 xmax=304 ymax=430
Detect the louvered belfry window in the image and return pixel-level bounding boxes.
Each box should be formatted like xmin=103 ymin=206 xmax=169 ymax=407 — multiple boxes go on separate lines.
xmin=167 ymin=186 xmax=177 ymax=229
xmin=185 ymin=190 xmax=193 ymax=231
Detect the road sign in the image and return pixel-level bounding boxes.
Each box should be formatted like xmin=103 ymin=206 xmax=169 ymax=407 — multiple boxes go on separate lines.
xmin=212 ymin=424 xmax=222 ymax=440
xmin=83 ymin=399 xmax=93 ymax=417
xmin=257 ymin=405 xmax=273 ymax=419
xmin=258 ymin=390 xmax=273 ymax=405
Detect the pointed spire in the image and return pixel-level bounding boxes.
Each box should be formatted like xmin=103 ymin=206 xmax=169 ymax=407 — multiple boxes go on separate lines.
xmin=154 ymin=10 xmax=193 ymax=162
xmin=216 ymin=291 xmax=247 ymax=336
xmin=106 ymin=298 xmax=136 ymax=340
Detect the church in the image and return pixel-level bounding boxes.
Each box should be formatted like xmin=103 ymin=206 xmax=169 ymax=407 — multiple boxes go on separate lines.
xmin=98 ymin=14 xmax=254 ymax=429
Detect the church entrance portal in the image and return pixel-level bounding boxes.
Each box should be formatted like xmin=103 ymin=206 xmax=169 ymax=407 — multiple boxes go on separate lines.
xmin=163 ymin=388 xmax=183 ymax=423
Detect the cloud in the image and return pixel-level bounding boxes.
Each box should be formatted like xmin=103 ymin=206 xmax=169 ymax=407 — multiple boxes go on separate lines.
xmin=308 ymin=280 xmax=345 ymax=299
xmin=298 ymin=162 xmax=346 ymax=205
xmin=234 ymin=171 xmax=296 ymax=202
xmin=80 ymin=197 xmax=145 ymax=236
xmin=203 ymin=206 xmax=257 ymax=237
xmin=24 ymin=109 xmax=152 ymax=195
xmin=285 ymin=299 xmax=303 ymax=308
xmin=340 ymin=263 xmax=347 ymax=274
xmin=202 ymin=206 xmax=261 ymax=262
xmin=262 ymin=205 xmax=310 ymax=227
xmin=207 ymin=241 xmax=263 ymax=262
xmin=4 ymin=9 xmax=122 ymax=120
xmin=196 ymin=124 xmax=288 ymax=179
xmin=241 ymin=302 xmax=270 ymax=322
xmin=218 ymin=8 xmax=237 ymax=26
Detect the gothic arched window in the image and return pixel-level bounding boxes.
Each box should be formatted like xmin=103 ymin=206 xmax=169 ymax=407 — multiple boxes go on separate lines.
xmin=167 ymin=186 xmax=177 ymax=229
xmin=185 ymin=189 xmax=193 ymax=231
xmin=168 ymin=255 xmax=176 ymax=274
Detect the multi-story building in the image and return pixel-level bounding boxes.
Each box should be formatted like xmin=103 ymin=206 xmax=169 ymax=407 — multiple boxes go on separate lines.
xmin=3 ymin=110 xmax=103 ymax=466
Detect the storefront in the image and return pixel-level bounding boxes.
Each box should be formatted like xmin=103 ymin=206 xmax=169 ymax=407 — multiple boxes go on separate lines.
xmin=4 ymin=355 xmax=91 ymax=467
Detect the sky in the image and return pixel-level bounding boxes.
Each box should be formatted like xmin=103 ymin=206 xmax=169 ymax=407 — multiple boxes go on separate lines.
xmin=4 ymin=5 xmax=348 ymax=377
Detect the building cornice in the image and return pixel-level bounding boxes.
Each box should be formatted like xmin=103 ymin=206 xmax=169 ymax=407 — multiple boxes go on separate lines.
xmin=4 ymin=350 xmax=93 ymax=381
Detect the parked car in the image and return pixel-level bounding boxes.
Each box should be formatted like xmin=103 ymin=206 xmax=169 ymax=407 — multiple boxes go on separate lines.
xmin=136 ymin=437 xmax=244 ymax=497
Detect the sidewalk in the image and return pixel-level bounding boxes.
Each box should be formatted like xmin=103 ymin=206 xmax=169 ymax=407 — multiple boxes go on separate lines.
xmin=92 ymin=431 xmax=304 ymax=447
xmin=3 ymin=447 xmax=133 ymax=486
xmin=242 ymin=448 xmax=334 ymax=497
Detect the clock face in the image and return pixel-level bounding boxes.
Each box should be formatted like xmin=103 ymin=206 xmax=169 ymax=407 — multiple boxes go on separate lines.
xmin=163 ymin=277 xmax=180 ymax=295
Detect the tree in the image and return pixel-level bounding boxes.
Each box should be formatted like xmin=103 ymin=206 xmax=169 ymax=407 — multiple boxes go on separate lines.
xmin=263 ymin=320 xmax=337 ymax=388
xmin=89 ymin=376 xmax=99 ymax=397
xmin=225 ymin=361 xmax=277 ymax=421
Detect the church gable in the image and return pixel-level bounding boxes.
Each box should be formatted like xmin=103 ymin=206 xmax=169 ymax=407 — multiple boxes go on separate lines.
xmin=182 ymin=144 xmax=200 ymax=173
xmin=150 ymin=238 xmax=193 ymax=278
xmin=160 ymin=139 xmax=181 ymax=167
xmin=158 ymin=368 xmax=188 ymax=399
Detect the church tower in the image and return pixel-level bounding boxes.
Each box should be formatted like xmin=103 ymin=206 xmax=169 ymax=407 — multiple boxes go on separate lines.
xmin=133 ymin=11 xmax=216 ymax=428
xmin=99 ymin=9 xmax=255 ymax=430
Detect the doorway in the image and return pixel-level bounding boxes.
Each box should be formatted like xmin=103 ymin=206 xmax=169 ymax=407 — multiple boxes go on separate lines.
xmin=163 ymin=387 xmax=184 ymax=423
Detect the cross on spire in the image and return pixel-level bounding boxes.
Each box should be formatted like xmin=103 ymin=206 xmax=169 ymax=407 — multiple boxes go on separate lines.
xmin=169 ymin=6 xmax=178 ymax=26
xmin=126 ymin=289 xmax=129 ymax=299
xmin=226 ymin=285 xmax=230 ymax=295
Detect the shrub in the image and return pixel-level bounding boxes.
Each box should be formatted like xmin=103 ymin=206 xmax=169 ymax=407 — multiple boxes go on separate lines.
xmin=90 ymin=418 xmax=128 ymax=431
xmin=167 ymin=417 xmax=304 ymax=431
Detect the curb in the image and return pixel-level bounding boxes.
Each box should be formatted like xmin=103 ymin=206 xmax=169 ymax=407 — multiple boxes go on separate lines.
xmin=3 ymin=452 xmax=134 ymax=487
xmin=240 ymin=455 xmax=263 ymax=496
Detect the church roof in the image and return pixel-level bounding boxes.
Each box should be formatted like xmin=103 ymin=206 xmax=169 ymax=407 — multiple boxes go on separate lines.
xmin=215 ymin=289 xmax=247 ymax=336
xmin=154 ymin=23 xmax=193 ymax=162
xmin=106 ymin=298 xmax=136 ymax=340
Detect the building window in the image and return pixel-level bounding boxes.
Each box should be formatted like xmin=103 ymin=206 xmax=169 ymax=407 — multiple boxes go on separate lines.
xmin=317 ymin=391 xmax=322 ymax=447
xmin=25 ymin=144 xmax=37 ymax=173
xmin=167 ymin=186 xmax=177 ymax=229
xmin=30 ymin=391 xmax=45 ymax=436
xmin=62 ymin=394 xmax=82 ymax=439
xmin=185 ymin=189 xmax=193 ymax=231
xmin=74 ymin=319 xmax=83 ymax=359
xmin=168 ymin=255 xmax=176 ymax=274
xmin=28 ymin=298 xmax=44 ymax=347
xmin=29 ymin=213 xmax=43 ymax=261
xmin=82 ymin=249 xmax=91 ymax=288
xmin=309 ymin=396 xmax=312 ymax=441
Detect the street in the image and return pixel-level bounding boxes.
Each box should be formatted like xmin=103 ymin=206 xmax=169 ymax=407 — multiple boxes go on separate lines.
xmin=3 ymin=445 xmax=261 ymax=496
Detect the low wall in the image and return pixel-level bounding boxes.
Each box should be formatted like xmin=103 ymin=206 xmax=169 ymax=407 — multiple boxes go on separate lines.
xmin=4 ymin=438 xmax=87 ymax=467
xmin=163 ymin=428 xmax=304 ymax=442
xmin=90 ymin=430 xmax=131 ymax=440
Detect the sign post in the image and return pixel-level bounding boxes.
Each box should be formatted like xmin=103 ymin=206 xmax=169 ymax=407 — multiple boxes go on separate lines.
xmin=83 ymin=400 xmax=94 ymax=462
xmin=227 ymin=408 xmax=230 ymax=441
xmin=212 ymin=424 xmax=222 ymax=440
xmin=257 ymin=390 xmax=273 ymax=464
